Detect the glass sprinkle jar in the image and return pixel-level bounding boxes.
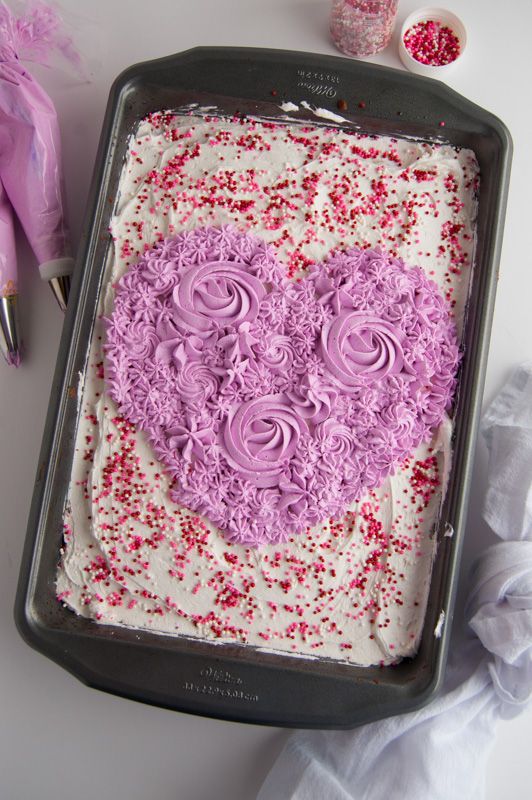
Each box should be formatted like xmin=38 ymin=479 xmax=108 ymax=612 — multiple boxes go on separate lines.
xmin=330 ymin=0 xmax=399 ymax=58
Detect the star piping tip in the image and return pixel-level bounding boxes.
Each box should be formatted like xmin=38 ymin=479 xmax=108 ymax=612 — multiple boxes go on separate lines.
xmin=0 ymin=294 xmax=22 ymax=367
xmin=48 ymin=274 xmax=71 ymax=313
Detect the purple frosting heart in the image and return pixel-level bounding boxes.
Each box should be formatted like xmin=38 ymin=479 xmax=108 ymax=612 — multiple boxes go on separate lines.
xmin=105 ymin=226 xmax=459 ymax=546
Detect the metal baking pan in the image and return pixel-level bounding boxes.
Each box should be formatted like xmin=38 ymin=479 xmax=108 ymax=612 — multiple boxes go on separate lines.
xmin=15 ymin=47 xmax=512 ymax=728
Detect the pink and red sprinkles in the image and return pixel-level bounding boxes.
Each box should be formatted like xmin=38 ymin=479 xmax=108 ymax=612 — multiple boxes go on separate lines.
xmin=403 ymin=19 xmax=461 ymax=67
xmin=68 ymin=397 xmax=441 ymax=655
xmin=116 ymin=110 xmax=476 ymax=295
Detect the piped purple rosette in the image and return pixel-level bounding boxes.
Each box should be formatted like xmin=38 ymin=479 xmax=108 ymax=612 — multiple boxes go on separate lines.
xmin=105 ymin=226 xmax=460 ymax=546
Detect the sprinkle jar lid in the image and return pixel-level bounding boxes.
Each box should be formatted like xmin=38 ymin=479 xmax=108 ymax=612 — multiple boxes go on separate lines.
xmin=399 ymin=7 xmax=466 ymax=78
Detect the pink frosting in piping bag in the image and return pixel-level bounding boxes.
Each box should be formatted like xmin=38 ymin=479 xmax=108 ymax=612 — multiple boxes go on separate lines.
xmin=0 ymin=58 xmax=70 ymax=273
xmin=0 ymin=178 xmax=15 ymax=296
xmin=0 ymin=1 xmax=76 ymax=365
xmin=0 ymin=178 xmax=18 ymax=364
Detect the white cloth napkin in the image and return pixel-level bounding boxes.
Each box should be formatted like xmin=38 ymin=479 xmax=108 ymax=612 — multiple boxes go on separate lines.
xmin=258 ymin=363 xmax=532 ymax=800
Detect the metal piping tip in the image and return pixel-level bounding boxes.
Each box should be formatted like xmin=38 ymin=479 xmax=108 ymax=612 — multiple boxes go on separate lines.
xmin=48 ymin=274 xmax=71 ymax=313
xmin=0 ymin=294 xmax=22 ymax=367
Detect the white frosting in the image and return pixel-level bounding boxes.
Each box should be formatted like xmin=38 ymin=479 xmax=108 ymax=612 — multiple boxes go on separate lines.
xmin=434 ymin=610 xmax=446 ymax=638
xmin=300 ymin=100 xmax=348 ymax=124
xmin=57 ymin=112 xmax=478 ymax=666
xmin=279 ymin=101 xmax=299 ymax=112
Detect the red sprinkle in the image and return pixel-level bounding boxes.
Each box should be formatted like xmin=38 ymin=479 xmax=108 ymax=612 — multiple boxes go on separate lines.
xmin=403 ymin=20 xmax=461 ymax=67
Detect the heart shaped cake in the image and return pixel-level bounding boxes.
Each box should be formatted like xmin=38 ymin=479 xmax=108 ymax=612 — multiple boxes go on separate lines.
xmin=106 ymin=225 xmax=459 ymax=546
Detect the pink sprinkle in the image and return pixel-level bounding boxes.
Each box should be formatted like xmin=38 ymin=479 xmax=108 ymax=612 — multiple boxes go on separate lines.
xmin=403 ymin=20 xmax=461 ymax=67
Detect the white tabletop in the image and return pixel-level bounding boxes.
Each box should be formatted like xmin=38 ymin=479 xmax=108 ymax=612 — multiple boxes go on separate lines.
xmin=1 ymin=1 xmax=531 ymax=797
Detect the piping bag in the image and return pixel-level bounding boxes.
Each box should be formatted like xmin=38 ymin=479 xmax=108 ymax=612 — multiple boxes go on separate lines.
xmin=0 ymin=1 xmax=80 ymax=366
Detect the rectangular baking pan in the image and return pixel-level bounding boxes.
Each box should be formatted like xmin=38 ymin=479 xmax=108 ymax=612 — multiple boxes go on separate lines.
xmin=15 ymin=47 xmax=512 ymax=728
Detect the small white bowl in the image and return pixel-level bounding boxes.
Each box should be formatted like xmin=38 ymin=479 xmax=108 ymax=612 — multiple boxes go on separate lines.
xmin=399 ymin=8 xmax=467 ymax=78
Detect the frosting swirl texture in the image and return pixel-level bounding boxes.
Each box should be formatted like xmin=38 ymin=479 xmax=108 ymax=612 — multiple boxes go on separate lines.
xmin=172 ymin=260 xmax=265 ymax=335
xmin=223 ymin=394 xmax=307 ymax=487
xmin=321 ymin=312 xmax=404 ymax=388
